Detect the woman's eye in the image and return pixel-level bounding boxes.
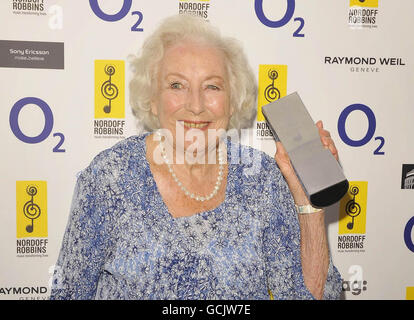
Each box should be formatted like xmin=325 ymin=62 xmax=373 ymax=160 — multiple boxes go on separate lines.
xmin=206 ymin=84 xmax=220 ymax=90
xmin=170 ymin=82 xmax=183 ymax=89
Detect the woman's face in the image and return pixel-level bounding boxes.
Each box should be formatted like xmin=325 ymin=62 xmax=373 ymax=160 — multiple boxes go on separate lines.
xmin=151 ymin=40 xmax=232 ymax=157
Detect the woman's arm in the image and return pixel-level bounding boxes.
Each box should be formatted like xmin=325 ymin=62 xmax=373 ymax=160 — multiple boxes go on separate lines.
xmin=297 ymin=210 xmax=329 ymax=299
xmin=50 ymin=149 xmax=118 ymax=300
xmin=50 ymin=168 xmax=105 ymax=299
xmin=273 ymin=120 xmax=338 ymax=299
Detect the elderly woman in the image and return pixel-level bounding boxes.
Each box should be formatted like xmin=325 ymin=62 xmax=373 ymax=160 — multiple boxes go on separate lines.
xmin=50 ymin=14 xmax=341 ymax=300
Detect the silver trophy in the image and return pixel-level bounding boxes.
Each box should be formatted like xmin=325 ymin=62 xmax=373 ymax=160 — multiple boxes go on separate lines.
xmin=261 ymin=92 xmax=349 ymax=207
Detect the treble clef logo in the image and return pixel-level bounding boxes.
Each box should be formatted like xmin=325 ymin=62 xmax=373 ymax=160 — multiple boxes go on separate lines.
xmin=23 ymin=185 xmax=41 ymax=233
xmin=345 ymin=186 xmax=361 ymax=230
xmin=101 ymin=65 xmax=119 ymax=113
xmin=264 ymin=69 xmax=281 ymax=103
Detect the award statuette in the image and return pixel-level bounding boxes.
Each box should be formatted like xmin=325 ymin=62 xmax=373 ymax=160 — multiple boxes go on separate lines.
xmin=261 ymin=92 xmax=349 ymax=207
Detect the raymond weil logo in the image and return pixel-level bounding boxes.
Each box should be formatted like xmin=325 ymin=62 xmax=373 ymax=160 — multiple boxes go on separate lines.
xmin=178 ymin=0 xmax=210 ymax=19
xmin=349 ymin=0 xmax=379 ymax=29
xmin=16 ymin=181 xmax=48 ymax=257
xmin=0 ymin=286 xmax=48 ymax=299
xmin=324 ymin=56 xmax=406 ymax=73
xmin=94 ymin=60 xmax=125 ymax=138
xmin=338 ymin=181 xmax=368 ymax=253
xmin=256 ymin=64 xmax=287 ymax=139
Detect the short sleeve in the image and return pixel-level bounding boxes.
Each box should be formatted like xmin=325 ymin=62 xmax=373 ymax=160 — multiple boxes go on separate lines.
xmin=261 ymin=156 xmax=342 ymax=300
xmin=50 ymin=160 xmax=113 ymax=299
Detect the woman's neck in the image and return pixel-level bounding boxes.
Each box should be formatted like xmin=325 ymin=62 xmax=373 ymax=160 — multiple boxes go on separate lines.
xmin=146 ymin=132 xmax=226 ymax=178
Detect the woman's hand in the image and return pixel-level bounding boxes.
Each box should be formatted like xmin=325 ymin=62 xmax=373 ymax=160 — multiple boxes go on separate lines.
xmin=274 ymin=120 xmax=339 ymax=205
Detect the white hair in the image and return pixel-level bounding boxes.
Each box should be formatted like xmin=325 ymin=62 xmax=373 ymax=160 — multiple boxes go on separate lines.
xmin=129 ymin=14 xmax=257 ymax=132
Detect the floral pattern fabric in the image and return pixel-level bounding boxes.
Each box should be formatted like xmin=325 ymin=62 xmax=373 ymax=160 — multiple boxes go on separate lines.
xmin=50 ymin=133 xmax=342 ymax=300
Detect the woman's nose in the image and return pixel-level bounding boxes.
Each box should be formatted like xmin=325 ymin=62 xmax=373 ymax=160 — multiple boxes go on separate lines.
xmin=185 ymin=89 xmax=204 ymax=115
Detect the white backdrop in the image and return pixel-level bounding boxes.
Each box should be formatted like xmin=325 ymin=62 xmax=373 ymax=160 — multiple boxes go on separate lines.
xmin=1 ymin=0 xmax=413 ymax=300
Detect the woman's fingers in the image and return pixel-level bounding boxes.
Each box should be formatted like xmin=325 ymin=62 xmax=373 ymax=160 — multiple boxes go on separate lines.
xmin=316 ymin=120 xmax=339 ymax=161
xmin=274 ymin=141 xmax=295 ymax=175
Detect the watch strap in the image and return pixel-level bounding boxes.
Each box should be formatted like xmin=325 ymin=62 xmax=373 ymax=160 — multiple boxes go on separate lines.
xmin=295 ymin=204 xmax=323 ymax=214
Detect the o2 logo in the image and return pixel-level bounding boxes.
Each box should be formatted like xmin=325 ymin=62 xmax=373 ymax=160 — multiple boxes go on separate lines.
xmin=254 ymin=0 xmax=305 ymax=37
xmin=9 ymin=97 xmax=65 ymax=153
xmin=89 ymin=0 xmax=143 ymax=32
xmin=404 ymin=216 xmax=414 ymax=253
xmin=337 ymin=103 xmax=385 ymax=155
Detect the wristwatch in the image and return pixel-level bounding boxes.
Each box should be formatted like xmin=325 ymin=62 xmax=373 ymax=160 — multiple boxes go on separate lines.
xmin=295 ymin=204 xmax=323 ymax=214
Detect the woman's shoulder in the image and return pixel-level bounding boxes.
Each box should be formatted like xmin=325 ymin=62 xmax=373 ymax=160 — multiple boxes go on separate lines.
xmin=83 ymin=133 xmax=149 ymax=178
xmin=227 ymin=138 xmax=282 ymax=180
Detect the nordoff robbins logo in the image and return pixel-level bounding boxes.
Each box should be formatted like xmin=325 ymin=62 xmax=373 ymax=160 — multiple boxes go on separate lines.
xmin=94 ymin=60 xmax=126 ymax=139
xmin=12 ymin=0 xmax=45 ymax=14
xmin=348 ymin=0 xmax=379 ymax=29
xmin=256 ymin=64 xmax=287 ymax=140
xmin=16 ymin=181 xmax=49 ymax=258
xmin=16 ymin=181 xmax=47 ymax=238
xmin=337 ymin=181 xmax=368 ymax=253
xmin=178 ymin=0 xmax=210 ymax=19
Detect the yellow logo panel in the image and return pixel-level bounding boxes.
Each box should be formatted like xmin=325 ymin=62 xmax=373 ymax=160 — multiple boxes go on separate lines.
xmin=94 ymin=60 xmax=125 ymax=119
xmin=339 ymin=181 xmax=368 ymax=234
xmin=407 ymin=287 xmax=414 ymax=300
xmin=350 ymin=0 xmax=378 ymax=8
xmin=16 ymin=181 xmax=47 ymax=238
xmin=257 ymin=65 xmax=287 ymax=121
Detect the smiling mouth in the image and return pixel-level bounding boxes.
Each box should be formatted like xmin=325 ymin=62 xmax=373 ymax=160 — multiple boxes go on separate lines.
xmin=181 ymin=121 xmax=211 ymax=129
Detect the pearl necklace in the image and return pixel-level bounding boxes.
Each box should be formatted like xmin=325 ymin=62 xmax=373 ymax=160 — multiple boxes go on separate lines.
xmin=158 ymin=137 xmax=225 ymax=202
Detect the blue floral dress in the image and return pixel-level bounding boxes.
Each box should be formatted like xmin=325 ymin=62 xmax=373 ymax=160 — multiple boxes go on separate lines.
xmin=50 ymin=133 xmax=342 ymax=300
